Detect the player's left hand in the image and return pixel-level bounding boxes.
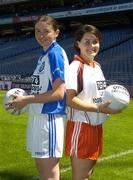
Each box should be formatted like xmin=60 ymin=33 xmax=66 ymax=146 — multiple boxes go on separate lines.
xmin=98 ymin=101 xmax=122 ymax=114
xmin=8 ymin=94 xmax=27 ymax=110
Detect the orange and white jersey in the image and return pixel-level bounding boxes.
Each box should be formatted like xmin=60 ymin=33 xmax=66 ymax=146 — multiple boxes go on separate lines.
xmin=66 ymin=55 xmax=108 ymax=124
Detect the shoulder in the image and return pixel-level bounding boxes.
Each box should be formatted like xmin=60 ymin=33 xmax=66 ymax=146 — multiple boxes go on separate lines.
xmin=70 ymin=60 xmax=80 ymax=68
xmin=49 ymin=42 xmax=62 ymax=54
xmin=48 ymin=44 xmax=66 ymax=61
xmin=69 ymin=60 xmax=80 ymax=74
xmin=94 ymin=61 xmax=101 ymax=68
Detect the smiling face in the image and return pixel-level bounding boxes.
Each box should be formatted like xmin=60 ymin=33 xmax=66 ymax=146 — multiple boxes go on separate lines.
xmin=74 ymin=25 xmax=102 ymax=63
xmin=35 ymin=20 xmax=59 ymax=50
xmin=77 ymin=32 xmax=100 ymax=62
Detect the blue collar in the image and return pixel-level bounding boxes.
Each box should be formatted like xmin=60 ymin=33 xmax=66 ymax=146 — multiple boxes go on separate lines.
xmin=42 ymin=41 xmax=57 ymax=56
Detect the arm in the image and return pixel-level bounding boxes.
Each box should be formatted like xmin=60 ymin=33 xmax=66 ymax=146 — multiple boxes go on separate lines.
xmin=11 ymin=78 xmax=65 ymax=110
xmin=66 ymin=89 xmax=98 ymax=112
xmin=66 ymin=89 xmax=121 ymax=114
xmin=26 ymin=78 xmax=65 ymax=103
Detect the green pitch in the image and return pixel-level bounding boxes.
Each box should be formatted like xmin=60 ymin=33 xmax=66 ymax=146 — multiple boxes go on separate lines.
xmin=0 ymin=90 xmax=133 ymax=180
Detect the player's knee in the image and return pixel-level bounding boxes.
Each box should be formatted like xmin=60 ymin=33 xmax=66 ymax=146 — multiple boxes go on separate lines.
xmin=40 ymin=170 xmax=59 ymax=180
xmin=72 ymin=171 xmax=89 ymax=180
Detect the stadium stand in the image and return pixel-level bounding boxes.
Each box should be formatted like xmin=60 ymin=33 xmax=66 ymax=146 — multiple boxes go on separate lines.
xmin=0 ymin=26 xmax=132 ymax=85
xmin=0 ymin=0 xmax=132 ymax=96
xmin=97 ymin=26 xmax=133 ymax=86
xmin=0 ymin=36 xmax=39 ymax=60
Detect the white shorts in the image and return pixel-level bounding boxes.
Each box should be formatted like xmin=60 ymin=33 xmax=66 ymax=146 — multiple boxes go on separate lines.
xmin=26 ymin=113 xmax=66 ymax=158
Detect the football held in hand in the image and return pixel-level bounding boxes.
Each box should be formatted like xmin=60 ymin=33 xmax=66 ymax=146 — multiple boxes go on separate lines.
xmin=3 ymin=88 xmax=29 ymax=115
xmin=103 ymin=84 xmax=130 ymax=110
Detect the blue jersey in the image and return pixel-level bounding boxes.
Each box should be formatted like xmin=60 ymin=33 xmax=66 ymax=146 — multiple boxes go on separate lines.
xmin=29 ymin=41 xmax=69 ymax=115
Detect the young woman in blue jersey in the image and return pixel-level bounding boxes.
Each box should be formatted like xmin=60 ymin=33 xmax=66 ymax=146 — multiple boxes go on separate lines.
xmin=9 ymin=15 xmax=69 ymax=180
xmin=65 ymin=25 xmax=121 ymax=180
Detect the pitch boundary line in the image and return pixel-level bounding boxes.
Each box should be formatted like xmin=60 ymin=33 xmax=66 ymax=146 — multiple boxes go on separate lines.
xmin=14 ymin=149 xmax=133 ymax=179
xmin=61 ymin=149 xmax=133 ymax=173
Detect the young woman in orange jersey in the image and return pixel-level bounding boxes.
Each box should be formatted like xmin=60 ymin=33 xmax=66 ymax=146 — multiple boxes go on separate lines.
xmin=65 ymin=25 xmax=121 ymax=180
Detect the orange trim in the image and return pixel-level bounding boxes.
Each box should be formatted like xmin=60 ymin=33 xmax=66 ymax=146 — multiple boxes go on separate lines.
xmin=74 ymin=54 xmax=95 ymax=67
xmin=77 ymin=62 xmax=84 ymax=94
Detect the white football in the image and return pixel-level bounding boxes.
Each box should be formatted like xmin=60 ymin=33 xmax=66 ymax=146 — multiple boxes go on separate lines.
xmin=103 ymin=84 xmax=130 ymax=110
xmin=3 ymin=88 xmax=29 ymax=115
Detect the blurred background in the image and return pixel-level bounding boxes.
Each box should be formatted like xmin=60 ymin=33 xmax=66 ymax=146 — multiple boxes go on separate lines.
xmin=0 ymin=0 xmax=133 ymax=97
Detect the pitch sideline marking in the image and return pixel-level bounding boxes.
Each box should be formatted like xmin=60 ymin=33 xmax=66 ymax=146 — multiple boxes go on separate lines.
xmin=6 ymin=149 xmax=133 ymax=180
xmin=61 ymin=149 xmax=133 ymax=173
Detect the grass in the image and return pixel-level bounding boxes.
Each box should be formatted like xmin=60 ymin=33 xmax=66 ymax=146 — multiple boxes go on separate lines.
xmin=0 ymin=90 xmax=133 ymax=180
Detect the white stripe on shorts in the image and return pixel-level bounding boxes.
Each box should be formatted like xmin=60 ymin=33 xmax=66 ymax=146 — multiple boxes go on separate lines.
xmin=70 ymin=122 xmax=82 ymax=157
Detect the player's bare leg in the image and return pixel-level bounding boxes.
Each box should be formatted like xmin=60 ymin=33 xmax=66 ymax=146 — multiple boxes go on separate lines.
xmin=71 ymin=155 xmax=96 ymax=180
xmin=35 ymin=158 xmax=60 ymax=180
